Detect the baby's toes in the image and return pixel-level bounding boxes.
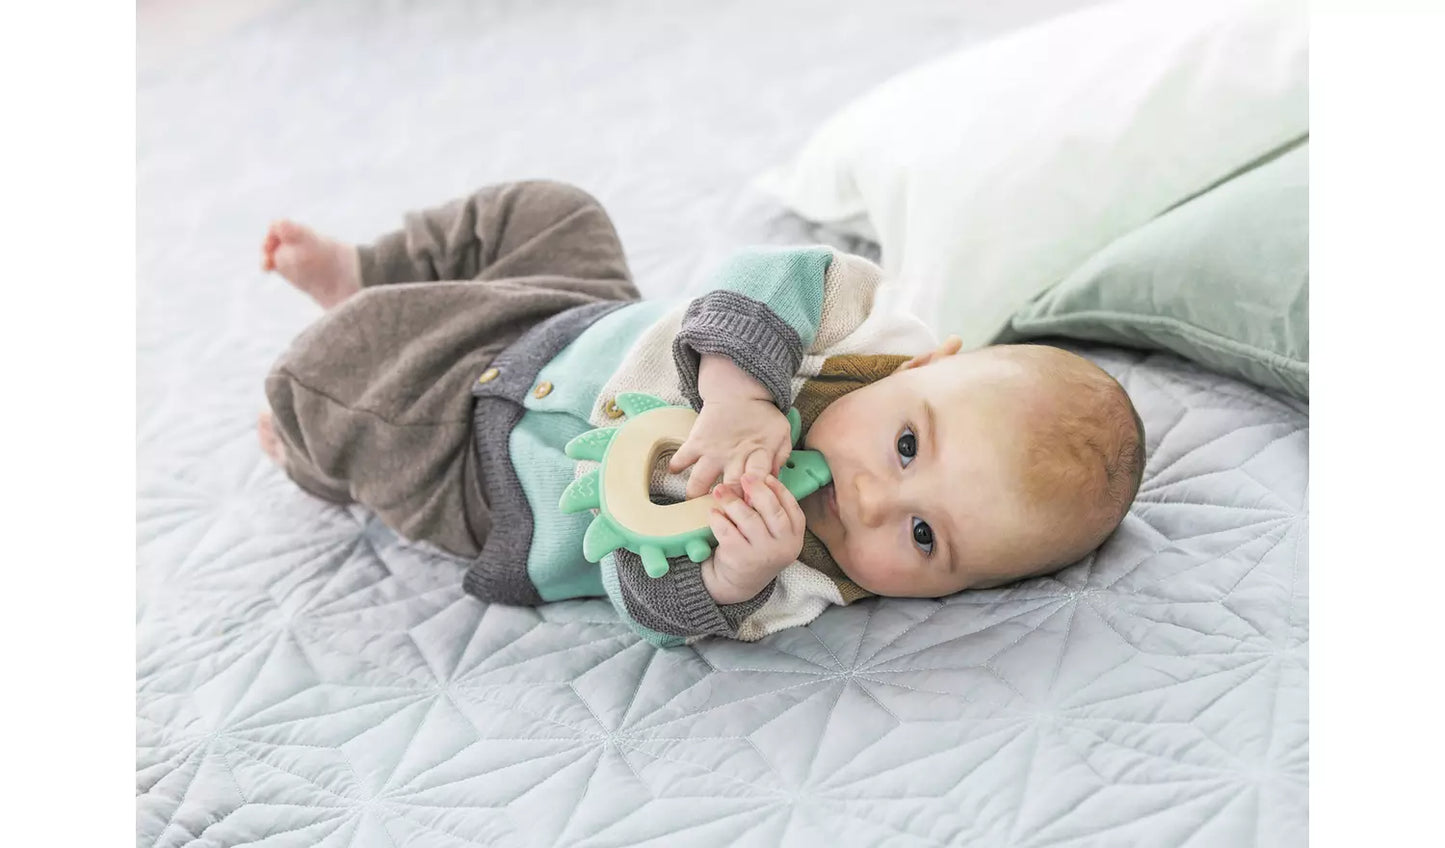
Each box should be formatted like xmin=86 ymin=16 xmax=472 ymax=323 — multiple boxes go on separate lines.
xmin=260 ymin=224 xmax=279 ymax=268
xmin=257 ymin=412 xmax=284 ymax=464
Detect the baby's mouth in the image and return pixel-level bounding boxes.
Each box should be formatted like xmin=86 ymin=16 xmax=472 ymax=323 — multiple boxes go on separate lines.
xmin=823 ymin=482 xmax=839 ymax=519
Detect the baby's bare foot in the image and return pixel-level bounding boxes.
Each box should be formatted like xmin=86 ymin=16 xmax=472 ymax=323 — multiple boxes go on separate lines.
xmin=261 ymin=220 xmax=361 ymax=309
xmin=257 ymin=411 xmax=285 ymax=466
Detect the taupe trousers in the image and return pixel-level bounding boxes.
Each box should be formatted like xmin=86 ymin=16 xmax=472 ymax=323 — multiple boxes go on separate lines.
xmin=265 ymin=181 xmax=640 ymax=559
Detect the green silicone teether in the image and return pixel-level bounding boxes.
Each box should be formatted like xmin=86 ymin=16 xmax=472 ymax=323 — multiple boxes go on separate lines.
xmin=559 ymin=392 xmax=832 ymax=578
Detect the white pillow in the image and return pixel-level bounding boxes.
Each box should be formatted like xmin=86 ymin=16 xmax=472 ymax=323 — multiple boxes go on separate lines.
xmin=754 ymin=0 xmax=1308 ymax=347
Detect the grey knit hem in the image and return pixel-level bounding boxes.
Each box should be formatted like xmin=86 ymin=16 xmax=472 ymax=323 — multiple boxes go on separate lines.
xmin=672 ymin=290 xmax=804 ymax=412
xmin=464 ymin=394 xmax=541 ymax=606
xmin=463 ymin=300 xmax=629 ymax=607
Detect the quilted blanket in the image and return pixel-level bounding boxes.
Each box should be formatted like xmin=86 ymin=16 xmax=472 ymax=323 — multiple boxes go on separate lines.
xmin=137 ymin=0 xmax=1308 ymax=844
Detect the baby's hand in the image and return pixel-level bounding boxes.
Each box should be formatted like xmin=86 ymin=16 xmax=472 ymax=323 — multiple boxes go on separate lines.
xmin=702 ymin=476 xmax=805 ymax=604
xmin=669 ymin=396 xmax=793 ymax=499
xmin=669 ymin=355 xmax=794 ymax=499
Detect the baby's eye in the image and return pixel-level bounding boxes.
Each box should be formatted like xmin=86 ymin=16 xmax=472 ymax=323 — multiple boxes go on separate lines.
xmin=911 ymin=517 xmax=934 ymax=555
xmin=896 ymin=427 xmax=918 ymax=467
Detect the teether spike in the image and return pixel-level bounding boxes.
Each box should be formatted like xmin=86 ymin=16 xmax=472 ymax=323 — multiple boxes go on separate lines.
xmin=786 ymin=407 xmax=802 ymax=446
xmin=558 ymin=468 xmax=601 ymax=514
xmin=582 ymin=515 xmax=628 ymax=563
xmin=615 ymin=392 xmax=671 ymax=417
xmin=639 ymin=545 xmax=670 ymax=578
xmin=564 ymin=427 xmax=618 ymax=462
xmin=684 ymin=538 xmax=712 ymax=563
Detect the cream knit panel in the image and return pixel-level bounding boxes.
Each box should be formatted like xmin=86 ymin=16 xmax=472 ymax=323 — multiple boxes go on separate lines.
xmin=734 ymin=562 xmax=847 ymax=642
xmin=813 ymin=251 xmax=883 ymax=351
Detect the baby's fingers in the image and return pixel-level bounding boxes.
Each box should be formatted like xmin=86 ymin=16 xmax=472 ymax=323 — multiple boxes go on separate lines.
xmin=742 ymin=475 xmax=792 ymax=539
xmin=764 ymin=475 xmax=806 ymax=535
xmin=683 ymin=456 xmax=722 ymax=500
xmin=723 ymin=449 xmax=773 ymax=496
xmin=773 ymin=442 xmax=793 ymax=477
xmin=722 ymin=453 xmax=752 ymax=489
xmin=714 ymin=485 xmax=768 ymax=545
xmin=708 ymin=508 xmax=740 ymax=545
xmin=667 ymin=440 xmax=699 ymax=474
xmin=743 ymin=449 xmax=773 ymax=481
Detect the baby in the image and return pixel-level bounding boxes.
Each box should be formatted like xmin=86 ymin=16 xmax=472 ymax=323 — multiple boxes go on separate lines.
xmin=258 ymin=180 xmax=1145 ymax=647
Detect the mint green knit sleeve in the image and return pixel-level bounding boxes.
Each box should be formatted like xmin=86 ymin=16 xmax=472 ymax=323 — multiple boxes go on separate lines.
xmin=672 ymin=246 xmax=835 ymax=411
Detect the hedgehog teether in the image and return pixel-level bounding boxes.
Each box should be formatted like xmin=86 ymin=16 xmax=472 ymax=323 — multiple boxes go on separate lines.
xmin=559 ymin=392 xmax=831 ymax=578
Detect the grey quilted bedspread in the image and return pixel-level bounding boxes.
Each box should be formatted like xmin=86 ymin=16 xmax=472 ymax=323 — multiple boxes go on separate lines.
xmin=137 ymin=1 xmax=1308 ymax=845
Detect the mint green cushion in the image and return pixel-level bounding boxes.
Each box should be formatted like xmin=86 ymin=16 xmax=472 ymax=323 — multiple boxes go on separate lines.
xmin=1003 ymin=142 xmax=1308 ymax=399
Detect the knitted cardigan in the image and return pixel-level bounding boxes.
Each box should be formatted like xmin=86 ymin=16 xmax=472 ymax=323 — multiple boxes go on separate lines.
xmin=463 ymin=245 xmax=936 ymax=647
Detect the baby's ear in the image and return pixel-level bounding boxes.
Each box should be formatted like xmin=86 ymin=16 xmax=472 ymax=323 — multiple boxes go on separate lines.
xmin=894 ymin=334 xmax=964 ymax=373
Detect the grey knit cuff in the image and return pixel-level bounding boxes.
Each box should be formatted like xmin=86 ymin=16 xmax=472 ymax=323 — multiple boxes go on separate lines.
xmin=614 ymin=549 xmax=776 ymax=638
xmin=717 ymin=579 xmax=775 ymax=631
xmin=355 ymin=232 xmax=416 ymax=288
xmin=672 ymin=290 xmax=804 ymax=412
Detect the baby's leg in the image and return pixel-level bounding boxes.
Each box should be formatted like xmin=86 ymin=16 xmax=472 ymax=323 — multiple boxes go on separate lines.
xmin=261 ymin=180 xmax=637 ymax=310
xmin=361 ymin=179 xmax=636 ymax=289
xmin=258 ymin=180 xmax=640 ymax=554
xmin=261 ymin=271 xmax=630 ymax=558
xmin=262 ymin=284 xmax=500 ymax=553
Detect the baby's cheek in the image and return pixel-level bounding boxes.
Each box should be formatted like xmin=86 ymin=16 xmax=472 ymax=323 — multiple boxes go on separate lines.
xmin=840 ymin=537 xmax=894 ymax=591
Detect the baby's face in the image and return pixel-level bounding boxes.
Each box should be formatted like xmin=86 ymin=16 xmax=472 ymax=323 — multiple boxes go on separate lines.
xmin=800 ymin=353 xmax=1071 ymax=597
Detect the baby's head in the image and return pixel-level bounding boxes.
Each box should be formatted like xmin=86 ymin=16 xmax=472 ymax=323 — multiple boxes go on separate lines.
xmin=800 ymin=340 xmax=1145 ymax=598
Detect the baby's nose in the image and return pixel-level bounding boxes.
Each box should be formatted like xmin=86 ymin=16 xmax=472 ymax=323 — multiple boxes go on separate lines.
xmin=853 ymin=473 xmax=888 ymax=528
